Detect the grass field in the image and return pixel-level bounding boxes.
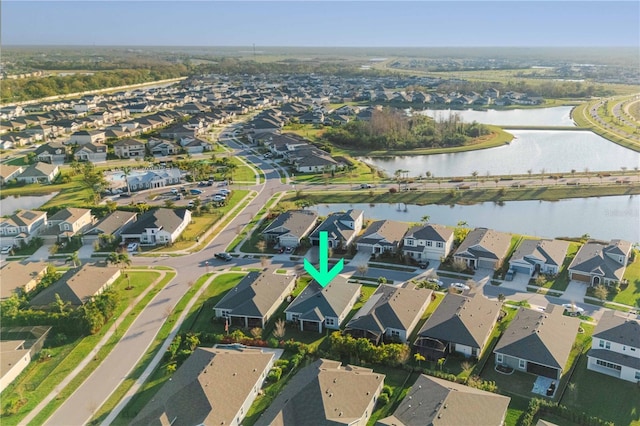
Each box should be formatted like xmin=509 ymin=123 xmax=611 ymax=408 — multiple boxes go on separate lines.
xmin=617 ymin=252 xmax=640 ymax=307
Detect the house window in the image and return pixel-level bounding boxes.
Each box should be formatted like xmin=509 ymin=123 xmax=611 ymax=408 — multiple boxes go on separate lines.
xmin=390 ymin=330 xmax=400 ymax=337
xmin=426 ymin=241 xmax=432 ymax=247
xmin=437 ymin=242 xmax=444 ymax=248
xmin=596 ymin=359 xmax=621 ymax=371
xmin=636 ymin=371 xmax=640 ymax=380
xmin=325 ymin=318 xmax=335 ymax=326
xmin=606 ymin=341 xmax=611 ymax=350
xmin=519 ymin=359 xmax=526 ymax=369
xmin=496 ymin=353 xmax=503 ymax=364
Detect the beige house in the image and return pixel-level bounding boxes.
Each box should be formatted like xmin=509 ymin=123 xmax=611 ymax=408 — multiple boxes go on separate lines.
xmin=44 ymin=207 xmax=94 ymax=241
xmin=16 ymin=163 xmax=60 ymax=184
xmin=113 ymin=138 xmax=146 ymax=158
xmin=0 ymin=261 xmax=49 ymax=299
xmin=453 ymin=227 xmax=512 ymax=270
xmin=0 ymin=165 xmax=24 ymax=185
xmin=568 ymin=239 xmax=632 ymax=286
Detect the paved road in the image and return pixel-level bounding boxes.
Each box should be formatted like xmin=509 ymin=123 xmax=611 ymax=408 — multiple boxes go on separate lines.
xmin=42 ymin=133 xmax=289 ymax=426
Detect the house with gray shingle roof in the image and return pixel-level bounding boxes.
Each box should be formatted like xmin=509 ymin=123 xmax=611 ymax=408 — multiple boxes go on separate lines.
xmin=568 ymin=239 xmax=632 ymax=286
xmin=126 ymin=168 xmax=181 ymax=192
xmin=453 ymin=227 xmax=512 ymax=270
xmin=16 ymin=162 xmax=60 ymax=184
xmin=402 ymin=223 xmax=454 ymax=262
xmin=587 ymin=310 xmax=640 ymax=382
xmin=132 ymin=346 xmax=275 ymax=426
xmin=310 ymin=209 xmax=364 ymax=250
xmin=85 ymin=210 xmax=137 ymax=242
xmin=113 ymin=138 xmax=145 ymax=158
xmin=42 ymin=207 xmax=94 ymax=241
xmin=34 ymin=142 xmax=68 ymax=164
xmin=509 ymin=239 xmax=570 ymax=277
xmin=120 ymin=208 xmax=190 ymax=246
xmin=29 ymin=264 xmax=121 ymax=308
xmin=494 ymin=305 xmax=580 ymax=380
xmin=73 ymin=141 xmax=107 ymax=163
xmin=414 ymin=291 xmax=501 ymax=360
xmin=285 ymin=275 xmax=361 ymax=333
xmin=345 ymin=282 xmax=432 ymax=344
xmin=0 ymin=210 xmax=47 ymax=246
xmin=213 ymin=271 xmax=296 ymax=329
xmin=262 ymin=210 xmax=318 ymax=248
xmin=377 ymin=374 xmax=510 ymax=426
xmin=356 ymin=220 xmax=409 ymax=254
xmin=256 ymin=359 xmax=384 ymax=426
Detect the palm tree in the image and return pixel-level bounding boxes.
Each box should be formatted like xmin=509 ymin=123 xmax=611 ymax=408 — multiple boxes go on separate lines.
xmin=394 ymin=169 xmax=403 ymax=191
xmin=66 ymin=251 xmax=81 ymax=268
xmin=421 ymin=215 xmax=430 ymax=224
xmin=122 ymin=166 xmax=132 ymax=194
xmin=471 ymin=170 xmax=479 ymax=181
xmin=107 ymin=252 xmax=120 ymax=267
xmin=117 ymin=252 xmax=132 ymax=268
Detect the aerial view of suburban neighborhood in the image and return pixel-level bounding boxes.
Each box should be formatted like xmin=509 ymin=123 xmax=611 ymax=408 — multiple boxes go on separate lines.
xmin=0 ymin=1 xmax=639 ymax=425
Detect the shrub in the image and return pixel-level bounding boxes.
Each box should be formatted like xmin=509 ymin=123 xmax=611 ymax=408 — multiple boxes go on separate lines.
xmin=377 ymin=393 xmax=390 ymax=406
xmin=267 ymin=367 xmax=282 ymax=382
xmin=382 ymin=385 xmax=393 ymax=397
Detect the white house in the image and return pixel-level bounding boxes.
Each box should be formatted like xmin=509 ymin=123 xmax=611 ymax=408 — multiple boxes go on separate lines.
xmin=120 ymin=208 xmax=191 ymax=246
xmin=402 ymin=223 xmax=454 ymax=261
xmin=73 ymin=142 xmax=107 ymax=163
xmin=0 ymin=210 xmax=48 ymax=247
xmin=587 ymin=311 xmax=640 ymax=383
xmin=509 ymin=239 xmax=570 ymax=276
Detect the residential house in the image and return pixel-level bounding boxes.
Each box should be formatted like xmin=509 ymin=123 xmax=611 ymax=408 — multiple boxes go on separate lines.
xmin=285 ymin=275 xmax=361 ymax=333
xmin=148 ymin=138 xmax=180 ymax=157
xmin=402 ymin=223 xmax=454 ymax=262
xmin=67 ymin=130 xmax=105 ymax=145
xmin=213 ymin=271 xmax=296 ymax=329
xmin=453 ymin=227 xmax=512 ymax=270
xmin=0 ymin=261 xmax=49 ymax=300
xmin=0 ymin=165 xmax=24 ymax=185
xmin=377 ymin=374 xmax=510 ymax=426
xmin=179 ymin=136 xmax=211 ymax=154
xmin=587 ymin=310 xmax=640 ymax=382
xmin=126 ymin=169 xmax=181 ymax=191
xmin=0 ymin=210 xmax=47 ymax=247
xmin=293 ymin=151 xmax=340 ymax=173
xmin=509 ymin=239 xmax=570 ymax=277
xmin=29 ymin=265 xmax=121 ymax=308
xmin=34 ymin=142 xmax=68 ymax=164
xmin=261 ymin=210 xmax=318 ymax=248
xmin=345 ymin=283 xmax=432 ymax=344
xmin=494 ymin=305 xmax=580 ymax=380
xmin=120 ymin=208 xmax=191 ymax=246
xmin=414 ymin=291 xmax=502 ymax=360
xmin=73 ymin=142 xmax=107 ymax=163
xmin=113 ymin=139 xmax=146 ymax=158
xmin=309 ymin=209 xmax=364 ymax=250
xmin=568 ymin=239 xmax=632 ymax=286
xmin=16 ymin=163 xmax=60 ymax=184
xmin=256 ymin=359 xmax=384 ymax=426
xmin=0 ymin=326 xmax=51 ymax=393
xmin=84 ymin=211 xmax=137 ymax=244
xmin=132 ymin=346 xmax=275 ymax=426
xmin=42 ymin=207 xmax=94 ymax=243
xmin=356 ymin=220 xmax=409 ymax=255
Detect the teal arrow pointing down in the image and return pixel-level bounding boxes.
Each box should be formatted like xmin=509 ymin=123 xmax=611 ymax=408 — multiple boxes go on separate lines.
xmin=304 ymin=231 xmax=344 ymax=288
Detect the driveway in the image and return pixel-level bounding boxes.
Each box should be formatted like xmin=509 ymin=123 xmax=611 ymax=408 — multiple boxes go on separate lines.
xmin=28 ymin=244 xmax=52 ymax=262
xmin=347 ymin=251 xmax=371 ymax=268
xmin=78 ymin=243 xmax=95 ymax=260
xmin=561 ymin=280 xmax=587 ymax=303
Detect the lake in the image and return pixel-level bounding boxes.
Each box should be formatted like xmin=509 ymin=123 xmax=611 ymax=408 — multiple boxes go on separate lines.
xmin=359 ymin=130 xmax=640 ymax=178
xmin=417 ymin=106 xmax=576 ymax=126
xmin=307 ymin=196 xmax=640 ymax=243
xmin=0 ymin=193 xmax=58 ymax=214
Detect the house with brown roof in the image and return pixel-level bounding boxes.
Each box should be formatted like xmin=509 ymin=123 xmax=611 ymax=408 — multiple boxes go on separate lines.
xmin=16 ymin=162 xmax=60 ymax=184
xmin=0 ymin=210 xmax=48 ymax=246
xmin=67 ymin=130 xmax=105 ymax=145
xmin=568 ymin=239 xmax=632 ymax=286
xmin=402 ymin=223 xmax=454 ymax=262
xmin=494 ymin=305 xmax=580 ymax=380
xmin=132 ymin=346 xmax=275 ymax=426
xmin=310 ymin=209 xmax=364 ymax=250
xmin=0 ymin=165 xmax=24 ymax=185
xmin=453 ymin=227 xmax=512 ymax=270
xmin=213 ymin=271 xmax=296 ymax=328
xmin=256 ymin=359 xmax=385 ymax=426
xmin=587 ymin=310 xmax=640 ymax=382
xmin=262 ymin=210 xmax=318 ymax=248
xmin=113 ymin=138 xmax=146 ymax=158
xmin=29 ymin=264 xmax=121 ymax=308
xmin=0 ymin=261 xmax=49 ymax=299
xmin=44 ymin=207 xmax=94 ymax=241
xmin=356 ymin=220 xmax=409 ymax=254
xmin=377 ymin=374 xmax=510 ymax=426
xmin=509 ymin=239 xmax=570 ymax=277
xmin=414 ymin=291 xmax=502 ymax=360
xmin=285 ymin=275 xmax=361 ymax=333
xmin=345 ymin=282 xmax=432 ymax=344
xmin=84 ymin=210 xmax=137 ymax=243
xmin=73 ymin=142 xmax=107 ymax=163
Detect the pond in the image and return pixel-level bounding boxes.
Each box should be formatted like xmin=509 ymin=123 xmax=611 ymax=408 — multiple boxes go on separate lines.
xmin=1 ymin=193 xmax=58 ymax=213
xmin=358 ymin=130 xmax=640 ymax=178
xmin=417 ymin=106 xmax=576 ymax=127
xmin=306 ymin=195 xmax=639 ymax=243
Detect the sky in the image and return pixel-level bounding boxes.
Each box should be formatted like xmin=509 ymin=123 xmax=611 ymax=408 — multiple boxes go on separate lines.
xmin=2 ymin=1 xmax=638 ymax=47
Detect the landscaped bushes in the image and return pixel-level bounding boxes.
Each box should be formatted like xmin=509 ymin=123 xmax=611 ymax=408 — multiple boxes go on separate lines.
xmin=327 ymin=331 xmax=410 ymax=367
xmin=520 ymin=398 xmax=613 ymax=426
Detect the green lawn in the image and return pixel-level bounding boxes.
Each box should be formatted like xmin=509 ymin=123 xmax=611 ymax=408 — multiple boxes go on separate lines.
xmin=341 ymin=284 xmax=379 ymax=325
xmin=367 ymin=366 xmax=419 ymax=425
xmin=617 ymin=252 xmax=640 ymax=307
xmin=505 ymin=395 xmax=530 ymax=426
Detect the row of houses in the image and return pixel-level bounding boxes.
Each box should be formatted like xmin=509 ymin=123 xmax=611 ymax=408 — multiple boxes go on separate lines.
xmin=0 ymin=162 xmax=60 ymax=185
xmin=262 ymin=209 xmax=633 ymax=287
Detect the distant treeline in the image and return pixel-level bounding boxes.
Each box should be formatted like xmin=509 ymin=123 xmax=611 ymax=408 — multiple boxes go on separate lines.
xmin=432 ymin=79 xmax=614 ymax=99
xmin=324 ymin=108 xmax=490 ymax=150
xmin=1 ymin=65 xmax=188 ymax=102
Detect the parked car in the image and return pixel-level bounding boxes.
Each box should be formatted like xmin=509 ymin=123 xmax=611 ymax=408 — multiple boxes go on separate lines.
xmin=212 ymin=195 xmax=225 ymax=202
xmin=562 ymin=303 xmax=585 ymax=314
xmin=190 ymin=188 xmax=203 ymax=195
xmin=215 ymin=252 xmax=233 ymax=261
xmin=127 ymin=243 xmax=139 ymax=252
xmin=450 ymin=282 xmax=470 ymax=291
xmin=505 ymin=268 xmax=516 ymax=281
xmin=1 ymin=245 xmax=13 ymax=254
xmin=219 ymin=189 xmax=231 ymax=195
xmin=171 ymin=188 xmax=179 ymax=195
xmin=360 ymin=183 xmax=373 ymax=189
xmin=418 ymin=261 xmax=429 ymax=269
xmin=218 ymin=181 xmax=229 ymax=187
xmin=426 ymin=278 xmax=444 ymax=287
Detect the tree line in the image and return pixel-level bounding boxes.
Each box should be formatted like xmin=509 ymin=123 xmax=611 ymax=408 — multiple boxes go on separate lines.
xmin=324 ymin=108 xmax=490 ymax=150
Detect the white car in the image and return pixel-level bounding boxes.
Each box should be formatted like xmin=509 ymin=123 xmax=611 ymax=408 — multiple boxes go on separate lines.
xmin=1 ymin=245 xmax=13 ymax=254
xmin=426 ymin=278 xmax=444 ymax=287
xmin=127 ymin=243 xmax=139 ymax=252
xmin=562 ymin=303 xmax=585 ymax=314
xmin=450 ymin=282 xmax=470 ymax=291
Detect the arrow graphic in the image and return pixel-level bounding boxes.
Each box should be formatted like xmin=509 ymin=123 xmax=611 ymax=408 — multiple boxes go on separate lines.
xmin=304 ymin=231 xmax=344 ymax=288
